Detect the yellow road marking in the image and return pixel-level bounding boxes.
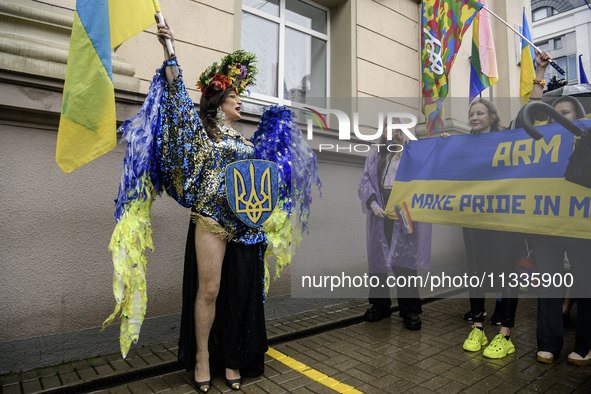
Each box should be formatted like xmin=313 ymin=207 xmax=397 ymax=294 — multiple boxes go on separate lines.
xmin=266 ymin=348 xmax=364 ymax=393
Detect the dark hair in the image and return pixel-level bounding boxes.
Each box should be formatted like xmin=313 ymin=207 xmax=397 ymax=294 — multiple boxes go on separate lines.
xmin=551 ymin=96 xmax=586 ymax=120
xmin=199 ymin=88 xmax=234 ymax=140
xmin=469 ymin=98 xmax=502 ymax=133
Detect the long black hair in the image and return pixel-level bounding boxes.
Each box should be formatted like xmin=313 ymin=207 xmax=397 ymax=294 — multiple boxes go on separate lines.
xmin=199 ymin=88 xmax=234 ymax=140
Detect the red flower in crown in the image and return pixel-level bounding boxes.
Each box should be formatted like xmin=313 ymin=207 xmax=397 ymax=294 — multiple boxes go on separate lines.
xmin=201 ymin=73 xmax=232 ymax=97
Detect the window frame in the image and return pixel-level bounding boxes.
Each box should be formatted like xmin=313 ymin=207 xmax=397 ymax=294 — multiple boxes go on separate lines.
xmin=543 ymin=54 xmax=577 ymax=84
xmin=241 ymin=0 xmax=331 ymax=112
xmin=532 ymin=6 xmax=556 ymax=22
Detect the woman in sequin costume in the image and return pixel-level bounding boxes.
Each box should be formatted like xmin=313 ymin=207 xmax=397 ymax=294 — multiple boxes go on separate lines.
xmin=156 ymin=22 xmax=267 ymax=392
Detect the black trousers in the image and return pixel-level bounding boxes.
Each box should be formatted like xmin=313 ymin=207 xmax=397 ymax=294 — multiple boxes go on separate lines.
xmin=368 ymin=214 xmax=422 ymax=317
xmin=533 ymin=238 xmax=591 ymax=357
xmin=463 ymin=228 xmax=519 ymax=327
xmin=368 ymin=270 xmax=422 ymax=317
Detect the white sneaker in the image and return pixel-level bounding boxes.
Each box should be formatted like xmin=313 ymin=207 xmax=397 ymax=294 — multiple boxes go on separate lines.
xmin=536 ymin=351 xmax=554 ymax=364
xmin=568 ymin=351 xmax=591 ymax=366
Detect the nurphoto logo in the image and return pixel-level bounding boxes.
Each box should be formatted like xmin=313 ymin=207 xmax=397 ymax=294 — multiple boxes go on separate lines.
xmin=304 ymin=110 xmax=417 ymax=153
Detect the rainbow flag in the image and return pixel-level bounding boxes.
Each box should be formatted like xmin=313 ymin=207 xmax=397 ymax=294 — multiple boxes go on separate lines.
xmin=519 ymin=8 xmax=536 ymax=106
xmin=56 ymin=0 xmax=158 ymax=174
xmin=422 ymin=0 xmax=483 ymax=135
xmin=393 ymin=202 xmax=414 ymax=234
xmin=469 ymin=0 xmax=498 ymax=100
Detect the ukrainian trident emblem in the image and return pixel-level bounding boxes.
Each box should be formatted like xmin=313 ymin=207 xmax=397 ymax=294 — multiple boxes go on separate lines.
xmin=225 ymin=160 xmax=279 ymax=227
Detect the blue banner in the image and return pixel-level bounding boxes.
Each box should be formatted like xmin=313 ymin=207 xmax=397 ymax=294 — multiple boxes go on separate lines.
xmin=387 ymin=120 xmax=591 ymax=239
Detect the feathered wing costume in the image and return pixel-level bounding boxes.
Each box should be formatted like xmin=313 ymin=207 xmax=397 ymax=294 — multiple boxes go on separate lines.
xmin=252 ymin=106 xmax=322 ymax=291
xmin=102 ymin=69 xmax=165 ymax=359
xmin=103 ymin=60 xmax=321 ymax=358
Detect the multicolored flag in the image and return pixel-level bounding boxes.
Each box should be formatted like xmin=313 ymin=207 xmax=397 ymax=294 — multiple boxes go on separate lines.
xmin=56 ymin=0 xmax=158 ymax=174
xmin=393 ymin=202 xmax=414 ymax=234
xmin=519 ymin=8 xmax=536 ymax=106
xmin=469 ymin=0 xmax=498 ymax=100
xmin=422 ymin=0 xmax=483 ymax=135
xmin=579 ymin=54 xmax=589 ymax=84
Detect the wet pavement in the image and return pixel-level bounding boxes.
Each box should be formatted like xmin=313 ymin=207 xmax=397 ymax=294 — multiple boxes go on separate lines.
xmin=2 ymin=297 xmax=590 ymax=393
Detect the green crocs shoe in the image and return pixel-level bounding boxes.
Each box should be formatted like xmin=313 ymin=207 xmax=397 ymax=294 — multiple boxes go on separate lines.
xmin=483 ymin=333 xmax=516 ymax=358
xmin=463 ymin=326 xmax=488 ymax=352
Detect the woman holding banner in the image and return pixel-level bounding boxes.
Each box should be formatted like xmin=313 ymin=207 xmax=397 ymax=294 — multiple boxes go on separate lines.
xmin=528 ymin=53 xmax=591 ymax=365
xmin=463 ymin=98 xmax=528 ymax=359
xmin=358 ymin=123 xmax=432 ymax=330
xmin=155 ymin=21 xmax=267 ymax=392
xmin=442 ymin=98 xmax=522 ymax=358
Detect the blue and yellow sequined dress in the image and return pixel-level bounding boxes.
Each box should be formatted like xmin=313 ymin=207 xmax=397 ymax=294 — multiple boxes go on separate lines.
xmin=155 ymin=70 xmax=268 ymax=375
xmin=107 ymin=64 xmax=320 ymax=362
xmin=155 ymin=74 xmax=265 ymax=245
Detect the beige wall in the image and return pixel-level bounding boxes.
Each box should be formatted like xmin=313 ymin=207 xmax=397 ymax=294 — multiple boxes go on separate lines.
xmin=356 ymin=0 xmax=420 ymax=99
xmin=0 ymin=122 xmax=188 ymax=341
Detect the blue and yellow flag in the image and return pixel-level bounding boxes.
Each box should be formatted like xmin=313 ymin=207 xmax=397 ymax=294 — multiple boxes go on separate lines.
xmin=57 ymin=0 xmax=158 ymax=173
xmin=386 ymin=120 xmax=591 ymax=240
xmin=519 ymin=8 xmax=535 ymax=106
xmin=579 ymin=54 xmax=589 ymax=84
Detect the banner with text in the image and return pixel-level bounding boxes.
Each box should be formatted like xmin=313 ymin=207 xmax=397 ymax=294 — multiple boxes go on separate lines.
xmin=387 ymin=120 xmax=591 ymax=240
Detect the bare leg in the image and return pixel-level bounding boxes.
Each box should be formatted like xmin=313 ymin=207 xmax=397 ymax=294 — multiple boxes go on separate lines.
xmin=226 ymin=367 xmax=240 ymax=380
xmin=194 ymin=220 xmax=226 ymax=383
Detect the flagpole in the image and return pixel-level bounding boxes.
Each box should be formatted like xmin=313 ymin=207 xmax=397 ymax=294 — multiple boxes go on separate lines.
xmin=152 ymin=0 xmax=175 ymax=57
xmin=481 ymin=5 xmax=564 ymax=75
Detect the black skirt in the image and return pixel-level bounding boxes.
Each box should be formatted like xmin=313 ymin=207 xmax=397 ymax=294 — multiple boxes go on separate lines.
xmin=177 ymin=220 xmax=268 ymax=377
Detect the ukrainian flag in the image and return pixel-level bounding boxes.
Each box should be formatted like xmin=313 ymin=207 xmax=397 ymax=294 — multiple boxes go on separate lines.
xmin=57 ymin=0 xmax=158 ymax=174
xmin=519 ymin=8 xmax=536 ymax=106
xmin=469 ymin=0 xmax=498 ymax=100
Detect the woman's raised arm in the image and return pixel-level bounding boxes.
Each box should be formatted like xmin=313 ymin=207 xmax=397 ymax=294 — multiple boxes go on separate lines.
xmin=156 ymin=17 xmax=178 ymax=85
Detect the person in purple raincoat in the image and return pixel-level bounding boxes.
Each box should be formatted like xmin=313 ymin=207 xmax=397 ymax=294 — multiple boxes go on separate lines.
xmin=358 ymin=123 xmax=432 ymax=330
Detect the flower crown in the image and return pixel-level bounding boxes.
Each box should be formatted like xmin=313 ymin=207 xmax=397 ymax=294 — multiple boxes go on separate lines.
xmin=197 ymin=50 xmax=257 ymax=97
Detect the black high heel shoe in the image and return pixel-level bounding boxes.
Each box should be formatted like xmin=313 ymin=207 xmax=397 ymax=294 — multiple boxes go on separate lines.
xmin=193 ymin=379 xmax=211 ymax=393
xmin=225 ymin=377 xmax=242 ymax=390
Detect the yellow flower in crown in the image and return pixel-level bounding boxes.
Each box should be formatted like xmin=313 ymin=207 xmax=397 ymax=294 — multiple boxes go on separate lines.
xmin=229 ymin=65 xmax=240 ymax=77
xmin=227 ymin=65 xmax=239 ymax=84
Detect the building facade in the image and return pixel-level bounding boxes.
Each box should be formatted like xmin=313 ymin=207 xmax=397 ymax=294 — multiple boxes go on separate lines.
xmin=531 ymin=0 xmax=591 ymax=85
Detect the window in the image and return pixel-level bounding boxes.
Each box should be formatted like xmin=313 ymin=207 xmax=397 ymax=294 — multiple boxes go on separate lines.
xmin=241 ymin=0 xmax=329 ymax=114
xmin=537 ymin=38 xmax=562 ymax=51
xmin=537 ymin=41 xmax=550 ymax=52
xmin=532 ymin=7 xmax=556 ymax=22
xmin=544 ymin=55 xmax=577 ymax=84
